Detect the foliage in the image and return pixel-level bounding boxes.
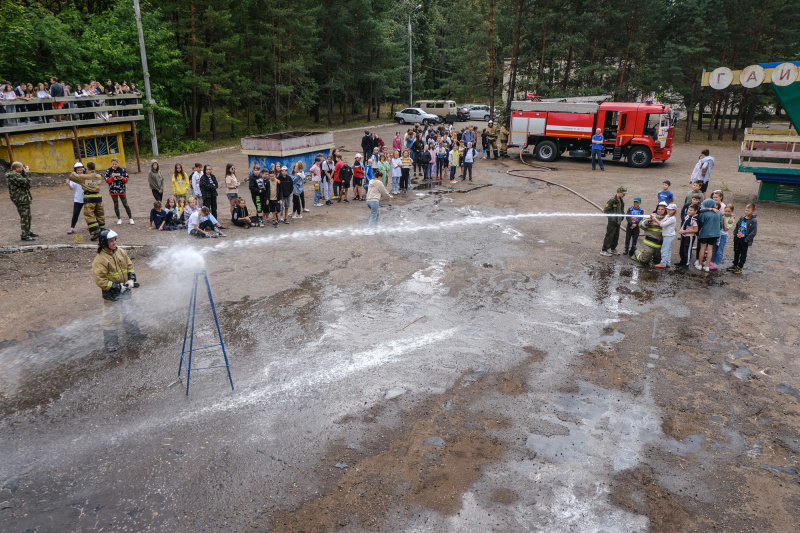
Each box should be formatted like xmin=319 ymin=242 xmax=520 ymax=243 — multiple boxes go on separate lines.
xmin=1 ymin=0 xmax=799 ymax=143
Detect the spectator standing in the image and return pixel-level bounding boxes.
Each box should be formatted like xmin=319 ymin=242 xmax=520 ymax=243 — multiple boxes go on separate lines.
xmin=654 ymin=204 xmax=677 ymax=268
xmin=462 ymin=142 xmax=477 ymax=182
xmin=291 ymin=161 xmax=308 ymax=217
xmin=390 ymin=150 xmax=402 ymax=194
xmin=190 ymin=162 xmax=204 ymax=207
xmin=393 ymin=132 xmax=402 ymax=152
xmin=199 ymin=164 xmax=220 ymax=219
xmin=172 ymin=163 xmax=190 ymax=202
xmin=224 ymin=163 xmax=240 ymax=216
xmin=49 ymin=77 xmax=65 ymax=122
xmin=278 ymin=166 xmax=294 ymax=221
xmin=377 ymin=154 xmax=391 ymax=186
xmin=310 ymin=155 xmax=323 ymax=206
xmin=361 ymin=131 xmax=373 ymax=160
xmin=728 ymin=203 xmax=757 ymax=274
xmin=591 ymin=128 xmax=605 ymax=171
xmin=624 ymin=197 xmax=644 ymax=256
xmin=400 ymin=149 xmax=412 ymax=193
xmin=105 ymin=157 xmax=133 ymax=225
xmin=322 ymin=153 xmax=335 ymax=205
xmin=148 ymin=159 xmax=164 ymax=202
xmin=412 ymin=137 xmax=424 ymax=177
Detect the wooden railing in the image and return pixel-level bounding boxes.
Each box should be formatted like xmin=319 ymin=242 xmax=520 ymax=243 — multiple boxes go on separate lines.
xmin=0 ymin=94 xmax=144 ymax=134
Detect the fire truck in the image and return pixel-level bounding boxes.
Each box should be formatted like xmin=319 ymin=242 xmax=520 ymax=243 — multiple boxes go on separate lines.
xmin=509 ymin=101 xmax=675 ymax=168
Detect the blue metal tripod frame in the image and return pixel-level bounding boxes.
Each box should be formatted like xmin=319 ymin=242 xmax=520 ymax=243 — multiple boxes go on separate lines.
xmin=178 ymin=270 xmax=234 ymax=395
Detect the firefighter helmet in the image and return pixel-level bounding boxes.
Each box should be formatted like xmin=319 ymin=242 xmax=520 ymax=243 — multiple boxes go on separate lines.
xmin=97 ymin=229 xmax=119 ymax=252
xmin=74 ymin=161 xmax=84 ymax=169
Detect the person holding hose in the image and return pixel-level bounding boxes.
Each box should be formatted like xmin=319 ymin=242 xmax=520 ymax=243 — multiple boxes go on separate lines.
xmin=70 ymin=161 xmax=106 ymax=240
xmin=91 ymin=229 xmax=146 ymax=353
xmin=499 ymin=121 xmax=509 ymax=158
xmin=600 ymin=186 xmax=626 ymax=256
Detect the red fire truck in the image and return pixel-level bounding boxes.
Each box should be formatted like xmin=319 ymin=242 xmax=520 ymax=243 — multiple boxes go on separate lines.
xmin=509 ymin=101 xmax=675 ymax=168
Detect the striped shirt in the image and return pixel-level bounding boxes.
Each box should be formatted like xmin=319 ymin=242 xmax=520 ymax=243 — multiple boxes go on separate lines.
xmin=401 ymin=156 xmax=413 ymax=168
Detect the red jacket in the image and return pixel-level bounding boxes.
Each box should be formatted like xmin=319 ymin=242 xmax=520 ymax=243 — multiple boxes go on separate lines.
xmin=333 ymin=161 xmax=344 ymax=182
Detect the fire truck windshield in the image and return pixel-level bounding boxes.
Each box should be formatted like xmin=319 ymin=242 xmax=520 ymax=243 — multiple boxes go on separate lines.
xmin=644 ymin=114 xmax=671 ymax=141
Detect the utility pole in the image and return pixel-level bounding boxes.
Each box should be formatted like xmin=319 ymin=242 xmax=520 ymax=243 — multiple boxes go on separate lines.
xmin=408 ymin=13 xmax=413 ymax=106
xmin=408 ymin=4 xmax=421 ymax=107
xmin=133 ymin=0 xmax=159 ymax=156
xmin=488 ymin=0 xmax=495 ymax=118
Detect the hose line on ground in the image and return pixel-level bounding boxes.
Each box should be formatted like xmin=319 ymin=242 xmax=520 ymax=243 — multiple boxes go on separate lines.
xmin=506 ymin=147 xmax=603 ymax=212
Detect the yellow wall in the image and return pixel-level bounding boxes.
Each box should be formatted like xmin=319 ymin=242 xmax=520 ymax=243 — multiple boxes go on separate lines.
xmin=1 ymin=124 xmax=131 ymax=173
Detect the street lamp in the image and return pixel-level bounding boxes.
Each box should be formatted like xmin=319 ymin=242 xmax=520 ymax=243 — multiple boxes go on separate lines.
xmin=408 ymin=4 xmax=422 ymax=107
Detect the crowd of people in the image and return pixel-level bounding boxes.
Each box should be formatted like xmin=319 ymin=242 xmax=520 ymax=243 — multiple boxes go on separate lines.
xmin=600 ymin=148 xmax=757 ymax=274
xmin=0 ymin=77 xmax=140 ymax=125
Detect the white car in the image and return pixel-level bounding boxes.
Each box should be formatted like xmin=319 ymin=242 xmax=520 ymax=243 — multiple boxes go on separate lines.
xmin=463 ymin=104 xmax=493 ymax=121
xmin=395 ymin=107 xmax=441 ymax=125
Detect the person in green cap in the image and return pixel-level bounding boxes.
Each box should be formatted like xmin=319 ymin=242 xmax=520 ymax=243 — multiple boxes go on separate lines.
xmin=600 ymin=186 xmax=626 ymax=256
xmin=624 ymin=196 xmax=644 ymax=256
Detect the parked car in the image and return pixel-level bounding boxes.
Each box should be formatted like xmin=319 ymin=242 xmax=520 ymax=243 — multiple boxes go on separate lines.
xmin=461 ymin=104 xmax=493 ymax=121
xmin=394 ymin=107 xmax=441 ymax=125
xmin=457 ymin=106 xmax=471 ymax=121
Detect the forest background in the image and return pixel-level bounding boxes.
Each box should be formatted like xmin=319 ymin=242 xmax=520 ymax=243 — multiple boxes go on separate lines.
xmin=1 ymin=0 xmax=798 ymax=154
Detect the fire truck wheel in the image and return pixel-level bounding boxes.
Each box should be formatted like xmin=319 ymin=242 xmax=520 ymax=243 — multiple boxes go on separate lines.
xmin=534 ymin=140 xmax=558 ymax=162
xmin=628 ymin=146 xmax=652 ymax=168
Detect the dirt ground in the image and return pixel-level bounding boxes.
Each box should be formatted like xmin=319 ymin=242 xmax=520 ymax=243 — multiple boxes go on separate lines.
xmin=1 ymin=121 xmax=799 ymax=533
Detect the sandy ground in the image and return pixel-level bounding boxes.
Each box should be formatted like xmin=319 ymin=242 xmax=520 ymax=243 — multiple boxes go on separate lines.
xmin=1 ymin=121 xmax=800 ymax=533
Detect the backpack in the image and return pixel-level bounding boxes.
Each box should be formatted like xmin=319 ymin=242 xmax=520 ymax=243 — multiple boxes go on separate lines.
xmin=339 ymin=164 xmax=353 ymax=182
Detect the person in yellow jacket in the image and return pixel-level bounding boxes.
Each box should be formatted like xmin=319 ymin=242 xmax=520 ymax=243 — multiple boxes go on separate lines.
xmin=171 ymin=163 xmax=190 ymax=202
xmin=499 ymin=121 xmax=509 ymax=157
xmin=91 ymin=229 xmax=146 ymax=352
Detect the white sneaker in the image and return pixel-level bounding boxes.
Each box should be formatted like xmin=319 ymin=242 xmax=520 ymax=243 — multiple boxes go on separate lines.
xmin=694 ymin=261 xmax=701 ymax=269
xmin=600 ymin=250 xmax=612 ymax=257
xmin=129 ymin=219 xmax=135 ymax=225
xmin=291 ymin=214 xmax=299 ymax=219
xmin=303 ymin=208 xmax=310 ymax=212
xmin=703 ymin=265 xmax=710 ymax=272
xmin=116 ymin=219 xmax=122 ymax=225
xmin=314 ymin=203 xmax=323 ymax=207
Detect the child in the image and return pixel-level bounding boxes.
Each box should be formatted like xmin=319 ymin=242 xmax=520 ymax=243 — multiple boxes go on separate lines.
xmin=187 ymin=206 xmax=226 ymax=238
xmin=678 ymin=203 xmax=699 ymax=267
xmin=184 ymin=196 xmax=199 ymax=225
xmin=654 ymin=203 xmax=677 ymax=268
xmin=176 ymin=197 xmax=187 ymax=220
xmin=681 ymin=193 xmax=703 ymax=225
xmin=481 ymin=129 xmax=488 ymax=159
xmin=624 ymin=197 xmax=644 ymax=256
xmin=291 ymin=162 xmax=308 ymax=216
xmin=172 ymin=163 xmax=189 ymax=202
xmin=190 ymin=163 xmax=203 ymax=207
xmin=164 ymin=197 xmax=182 ymax=227
xmin=400 ymin=149 xmax=412 ymax=193
xmin=695 ymin=198 xmax=721 ymax=272
xmin=728 ymin=203 xmax=757 ymax=274
xmin=684 ymin=181 xmax=702 ymax=206
xmin=352 ymin=155 xmax=365 ymax=200
xmin=149 ymin=200 xmax=179 ymax=231
xmin=232 ymin=197 xmax=254 ymax=228
xmin=249 ymin=168 xmax=268 ymax=225
xmin=266 ymin=170 xmax=282 ymax=227
xmin=713 ymin=204 xmax=734 ymax=266
xmin=657 ymin=180 xmax=674 ymax=205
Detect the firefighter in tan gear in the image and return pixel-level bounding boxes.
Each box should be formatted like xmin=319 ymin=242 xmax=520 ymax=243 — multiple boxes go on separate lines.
xmin=499 ymin=121 xmax=509 ymax=157
xmin=92 ymin=229 xmax=146 ymax=352
xmin=634 ymin=202 xmax=667 ymax=265
xmin=486 ymin=120 xmax=499 ymax=160
xmin=70 ymin=161 xmax=106 ymax=240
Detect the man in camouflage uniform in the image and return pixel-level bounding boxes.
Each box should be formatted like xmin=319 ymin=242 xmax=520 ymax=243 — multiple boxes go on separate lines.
xmin=485 ymin=121 xmax=499 ymax=160
xmin=6 ymin=161 xmax=38 ymax=241
xmin=600 ymin=186 xmax=626 ymax=256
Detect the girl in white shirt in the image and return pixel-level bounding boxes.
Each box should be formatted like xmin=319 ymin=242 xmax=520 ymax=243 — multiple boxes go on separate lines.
xmin=390 ymin=150 xmax=403 ymax=194
xmin=655 ymin=204 xmax=677 ymax=268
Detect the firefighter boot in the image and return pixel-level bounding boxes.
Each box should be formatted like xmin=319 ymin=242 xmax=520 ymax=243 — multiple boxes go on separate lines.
xmin=104 ymin=330 xmax=119 ymax=353
xmin=125 ymin=320 xmax=148 ymax=342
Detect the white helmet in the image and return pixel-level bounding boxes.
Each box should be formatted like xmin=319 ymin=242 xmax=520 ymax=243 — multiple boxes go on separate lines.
xmin=74 ymin=161 xmax=84 ymax=169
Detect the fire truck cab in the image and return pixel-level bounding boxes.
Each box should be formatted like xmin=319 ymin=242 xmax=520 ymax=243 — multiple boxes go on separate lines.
xmin=509 ymin=101 xmax=674 ymax=168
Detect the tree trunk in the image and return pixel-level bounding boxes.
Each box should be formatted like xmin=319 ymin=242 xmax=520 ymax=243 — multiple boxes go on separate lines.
xmin=504 ymin=0 xmax=524 ymax=121
xmin=697 ymin=99 xmax=704 ymax=130
xmin=538 ymin=0 xmax=549 ymax=77
xmin=684 ymin=105 xmax=694 ymax=142
xmin=563 ymin=45 xmax=573 ymax=88
xmin=707 ymin=93 xmax=718 ymax=141
xmin=718 ymin=92 xmax=730 ymax=140
xmin=368 ymin=81 xmax=373 ymax=122
xmin=190 ymin=1 xmax=198 ymax=140
xmin=732 ymin=95 xmax=743 ymax=141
